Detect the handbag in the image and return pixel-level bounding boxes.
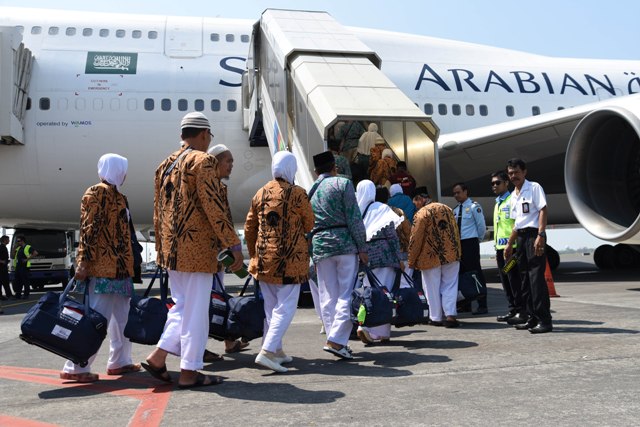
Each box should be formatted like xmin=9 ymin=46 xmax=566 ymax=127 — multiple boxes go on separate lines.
xmin=20 ymin=279 xmax=108 ymax=367
xmin=350 ymin=267 xmax=394 ymax=327
xmin=225 ymin=276 xmax=265 ymax=342
xmin=208 ymin=274 xmax=233 ymax=341
xmin=390 ymin=269 xmax=429 ymax=327
xmin=457 ymin=270 xmax=486 ymax=302
xmin=124 ymin=267 xmax=172 ymax=345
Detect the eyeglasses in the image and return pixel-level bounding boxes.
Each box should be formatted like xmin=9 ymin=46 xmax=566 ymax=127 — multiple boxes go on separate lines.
xmin=491 ymin=180 xmax=503 ymax=186
xmin=208 ymin=130 xmax=214 ymax=137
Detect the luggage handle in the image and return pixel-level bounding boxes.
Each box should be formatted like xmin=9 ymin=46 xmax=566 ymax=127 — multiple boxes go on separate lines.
xmin=391 ymin=268 xmax=417 ymax=294
xmin=140 ymin=266 xmax=169 ymax=302
xmin=59 ymin=278 xmax=91 ymax=314
xmin=212 ymin=273 xmax=225 ymax=292
xmin=362 ymin=266 xmax=388 ymax=293
xmin=238 ymin=275 xmax=260 ymax=300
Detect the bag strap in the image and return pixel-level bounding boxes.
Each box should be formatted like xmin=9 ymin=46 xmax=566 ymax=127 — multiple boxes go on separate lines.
xmin=141 ymin=266 xmax=169 ymax=302
xmin=362 ymin=201 xmax=374 ymax=219
xmin=212 ymin=273 xmax=225 ymax=292
xmin=161 ymin=147 xmax=192 ymax=187
xmin=307 ymin=176 xmax=326 ymax=201
xmin=362 ymin=266 xmax=385 ymax=291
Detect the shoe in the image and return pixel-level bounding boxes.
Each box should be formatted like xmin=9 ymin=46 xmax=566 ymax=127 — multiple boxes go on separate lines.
xmin=515 ymin=319 xmax=538 ymax=330
xmin=429 ymin=320 xmax=444 ymax=327
xmin=224 ymin=340 xmax=249 ymax=354
xmin=529 ymin=324 xmax=553 ymax=334
xmin=323 ymin=345 xmax=354 ymax=360
xmin=497 ymin=312 xmax=516 ymax=322
xmin=140 ymin=361 xmax=172 ymax=383
xmin=107 ymin=363 xmax=142 ymax=375
xmin=60 ymin=372 xmax=99 ymax=383
xmin=444 ymin=318 xmax=460 ymax=328
xmin=203 ymin=349 xmax=224 ymax=363
xmin=275 ymin=349 xmax=293 ymax=364
xmin=320 ymin=324 xmax=326 ymax=334
xmin=472 ymin=307 xmax=488 ymax=315
xmin=507 ymin=313 xmax=528 ymax=325
xmin=178 ymin=373 xmax=223 ymax=389
xmin=379 ymin=338 xmax=390 ymax=344
xmin=356 ymin=327 xmax=374 ymax=344
xmin=255 ymin=351 xmax=288 ymax=373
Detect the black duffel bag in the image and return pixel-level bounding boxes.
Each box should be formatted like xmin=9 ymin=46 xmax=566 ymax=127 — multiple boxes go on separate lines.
xmin=20 ymin=279 xmax=108 ymax=367
xmin=390 ymin=269 xmax=429 ymax=327
xmin=457 ymin=270 xmax=486 ymax=302
xmin=208 ymin=274 xmax=233 ymax=341
xmin=351 ymin=267 xmax=394 ymax=327
xmin=124 ymin=267 xmax=173 ymax=345
xmin=225 ymin=276 xmax=265 ymax=342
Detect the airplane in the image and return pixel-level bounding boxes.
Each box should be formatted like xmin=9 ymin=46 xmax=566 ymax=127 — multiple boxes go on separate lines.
xmin=1 ymin=6 xmax=639 ymax=271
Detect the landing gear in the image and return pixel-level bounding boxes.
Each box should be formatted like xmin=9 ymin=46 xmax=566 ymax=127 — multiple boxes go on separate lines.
xmin=594 ymin=243 xmax=640 ymax=269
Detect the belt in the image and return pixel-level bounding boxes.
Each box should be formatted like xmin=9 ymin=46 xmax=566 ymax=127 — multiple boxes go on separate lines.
xmin=517 ymin=227 xmax=538 ymax=236
xmin=309 ymin=224 xmax=347 ymax=237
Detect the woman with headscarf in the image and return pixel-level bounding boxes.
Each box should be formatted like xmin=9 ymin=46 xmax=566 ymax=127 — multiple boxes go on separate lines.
xmin=355 ymin=180 xmax=403 ymax=345
xmin=244 ymin=151 xmax=315 ymax=372
xmin=354 ymin=123 xmax=381 ymax=182
xmin=370 ymin=148 xmax=397 ymax=187
xmin=60 ymin=153 xmax=140 ymax=383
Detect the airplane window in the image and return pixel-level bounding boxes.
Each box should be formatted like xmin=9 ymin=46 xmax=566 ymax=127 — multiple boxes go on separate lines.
xmin=178 ymin=99 xmax=188 ymax=111
xmin=506 ymin=105 xmax=515 ymax=117
xmin=58 ymin=98 xmax=68 ymax=111
xmin=127 ymin=98 xmax=137 ymax=111
xmin=211 ymin=99 xmax=221 ymax=111
xmin=424 ymin=103 xmax=433 ymax=115
xmin=438 ymin=104 xmax=447 ymax=115
xmin=93 ymin=98 xmax=103 ymax=111
xmin=76 ymin=98 xmax=86 ymax=111
xmin=452 ymin=104 xmax=461 ymax=116
xmin=66 ymin=27 xmax=76 ymax=36
xmin=99 ymin=29 xmax=109 ymax=38
xmin=161 ymin=99 xmax=171 ymax=111
xmin=148 ymin=31 xmax=158 ymax=39
xmin=466 ymin=104 xmax=475 ymax=116
xmin=226 ymin=34 xmax=235 ymax=42
xmin=132 ymin=30 xmax=142 ymax=39
xmin=241 ymin=35 xmax=250 ymax=43
xmin=83 ymin=28 xmax=93 ymax=37
xmin=116 ymin=29 xmax=126 ymax=38
xmin=194 ymin=99 xmax=205 ymax=111
xmin=48 ymin=27 xmax=59 ymax=36
xmin=31 ymin=26 xmax=42 ymax=35
xmin=210 ymin=33 xmax=220 ymax=42
xmin=39 ymin=98 xmax=50 ymax=111
xmin=557 ymin=106 xmax=565 ymax=110
xmin=479 ymin=105 xmax=488 ymax=116
xmin=532 ymin=106 xmax=540 ymax=116
xmin=110 ymin=99 xmax=120 ymax=111
xmin=26 ymin=98 xmax=32 ymax=110
xmin=144 ymin=98 xmax=155 ymax=111
xmin=227 ymin=100 xmax=237 ymax=111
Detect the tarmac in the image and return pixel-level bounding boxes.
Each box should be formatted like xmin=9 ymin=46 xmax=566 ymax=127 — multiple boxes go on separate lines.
xmin=0 ymin=253 xmax=639 ymax=426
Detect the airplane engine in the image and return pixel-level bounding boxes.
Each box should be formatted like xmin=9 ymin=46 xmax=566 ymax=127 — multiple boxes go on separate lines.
xmin=565 ymin=104 xmax=640 ymax=245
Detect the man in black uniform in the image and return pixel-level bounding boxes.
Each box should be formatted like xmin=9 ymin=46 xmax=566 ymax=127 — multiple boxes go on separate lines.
xmin=0 ymin=235 xmax=12 ymax=301
xmin=12 ymin=235 xmax=38 ymax=299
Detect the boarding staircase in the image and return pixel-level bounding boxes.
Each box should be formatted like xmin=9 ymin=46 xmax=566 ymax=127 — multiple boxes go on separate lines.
xmin=0 ymin=26 xmax=33 ymax=145
xmin=242 ymin=9 xmax=441 ymax=197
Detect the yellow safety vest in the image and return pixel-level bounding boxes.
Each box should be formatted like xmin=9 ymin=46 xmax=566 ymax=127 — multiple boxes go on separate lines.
xmin=12 ymin=245 xmax=32 ymax=268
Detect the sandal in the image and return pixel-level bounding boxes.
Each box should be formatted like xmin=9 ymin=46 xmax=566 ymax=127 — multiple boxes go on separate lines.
xmin=141 ymin=361 xmax=172 ymax=383
xmin=59 ymin=372 xmax=99 ymax=383
xmin=107 ymin=363 xmax=142 ymax=375
xmin=224 ymin=340 xmax=250 ymax=354
xmin=203 ymin=349 xmax=224 ymax=363
xmin=178 ymin=373 xmax=223 ymax=389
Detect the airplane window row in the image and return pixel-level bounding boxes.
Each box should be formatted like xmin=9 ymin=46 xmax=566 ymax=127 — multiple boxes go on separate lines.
xmin=32 ymin=97 xmax=238 ymax=113
xmin=424 ymin=103 xmax=549 ymax=118
xmin=20 ymin=26 xmax=250 ymax=43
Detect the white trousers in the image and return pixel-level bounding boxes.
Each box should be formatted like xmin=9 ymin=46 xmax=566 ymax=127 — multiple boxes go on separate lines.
xmin=308 ymin=277 xmax=323 ymax=322
xmin=260 ymin=282 xmax=300 ymax=353
xmin=421 ymin=261 xmax=460 ymax=321
xmin=63 ymin=278 xmax=132 ymax=374
xmin=362 ymin=266 xmax=395 ymax=340
xmin=157 ymin=270 xmax=210 ymax=371
xmin=316 ymin=254 xmax=358 ymax=346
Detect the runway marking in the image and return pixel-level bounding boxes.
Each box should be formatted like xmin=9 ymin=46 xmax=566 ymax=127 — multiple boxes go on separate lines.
xmin=0 ymin=415 xmax=60 ymax=426
xmin=0 ymin=366 xmax=172 ymax=427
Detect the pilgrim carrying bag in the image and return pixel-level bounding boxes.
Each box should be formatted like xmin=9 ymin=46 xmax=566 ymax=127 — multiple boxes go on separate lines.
xmin=390 ymin=269 xmax=429 ymax=327
xmin=20 ymin=279 xmax=108 ymax=367
xmin=225 ymin=276 xmax=265 ymax=342
xmin=124 ymin=267 xmax=173 ymax=345
xmin=351 ymin=267 xmax=394 ymax=327
xmin=208 ymin=274 xmax=233 ymax=341
xmin=457 ymin=270 xmax=486 ymax=302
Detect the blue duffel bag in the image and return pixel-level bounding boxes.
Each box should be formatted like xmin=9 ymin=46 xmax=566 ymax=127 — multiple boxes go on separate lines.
xmin=20 ymin=279 xmax=108 ymax=367
xmin=226 ymin=276 xmax=265 ymax=342
xmin=390 ymin=269 xmax=429 ymax=327
xmin=351 ymin=267 xmax=394 ymax=327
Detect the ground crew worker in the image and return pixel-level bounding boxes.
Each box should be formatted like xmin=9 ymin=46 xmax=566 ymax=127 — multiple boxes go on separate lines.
xmin=12 ymin=235 xmax=38 ymax=299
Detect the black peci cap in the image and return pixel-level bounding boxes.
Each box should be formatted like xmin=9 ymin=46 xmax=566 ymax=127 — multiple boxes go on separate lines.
xmin=313 ymin=151 xmax=335 ymax=168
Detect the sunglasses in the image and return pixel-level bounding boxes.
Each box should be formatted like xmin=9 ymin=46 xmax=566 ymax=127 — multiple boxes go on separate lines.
xmin=491 ymin=180 xmax=503 ymax=186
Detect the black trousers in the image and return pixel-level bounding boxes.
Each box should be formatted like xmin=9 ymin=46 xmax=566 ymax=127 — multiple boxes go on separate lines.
xmin=12 ymin=267 xmax=30 ymax=297
xmin=460 ymin=238 xmax=487 ymax=309
xmin=516 ymin=228 xmax=552 ymax=324
xmin=496 ymin=249 xmax=524 ymax=313
xmin=0 ymin=266 xmax=11 ymax=297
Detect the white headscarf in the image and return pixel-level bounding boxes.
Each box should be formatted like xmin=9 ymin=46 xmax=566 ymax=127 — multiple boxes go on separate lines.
xmin=98 ymin=153 xmax=128 ymax=190
xmin=356 ymin=180 xmax=403 ymax=241
xmin=271 ymin=150 xmax=297 ymax=184
xmin=382 ymin=148 xmax=393 ymax=159
xmin=390 ymin=184 xmax=403 ymax=197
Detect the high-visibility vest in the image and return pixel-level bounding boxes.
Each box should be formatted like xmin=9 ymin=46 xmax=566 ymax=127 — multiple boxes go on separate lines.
xmin=12 ymin=245 xmax=32 ymax=268
xmin=494 ymin=194 xmax=516 ymax=250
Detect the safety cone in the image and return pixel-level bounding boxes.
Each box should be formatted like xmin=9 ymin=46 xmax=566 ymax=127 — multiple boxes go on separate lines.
xmin=545 ymin=260 xmax=559 ymax=297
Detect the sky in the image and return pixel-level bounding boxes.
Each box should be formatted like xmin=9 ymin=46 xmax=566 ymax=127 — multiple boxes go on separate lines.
xmin=2 ymin=0 xmax=633 ymax=253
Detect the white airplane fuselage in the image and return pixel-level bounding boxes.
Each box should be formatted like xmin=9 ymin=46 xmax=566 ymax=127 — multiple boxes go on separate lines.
xmin=1 ymin=7 xmax=639 ymax=234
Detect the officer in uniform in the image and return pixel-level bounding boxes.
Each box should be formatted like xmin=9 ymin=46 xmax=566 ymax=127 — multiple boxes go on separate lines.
xmin=12 ymin=235 xmax=38 ymax=299
xmin=504 ymin=158 xmax=552 ymax=334
xmin=452 ymin=182 xmax=488 ymax=314
xmin=491 ymin=171 xmax=524 ymax=323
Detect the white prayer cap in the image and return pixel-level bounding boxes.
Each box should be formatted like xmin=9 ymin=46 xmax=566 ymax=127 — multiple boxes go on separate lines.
xmin=208 ymin=144 xmax=230 ymax=157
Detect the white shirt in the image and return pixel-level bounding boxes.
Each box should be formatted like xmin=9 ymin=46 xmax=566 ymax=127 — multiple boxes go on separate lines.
xmin=510 ymin=179 xmax=546 ymax=230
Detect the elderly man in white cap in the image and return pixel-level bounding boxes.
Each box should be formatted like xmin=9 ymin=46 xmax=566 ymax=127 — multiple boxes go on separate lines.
xmin=142 ymin=112 xmax=244 ymax=389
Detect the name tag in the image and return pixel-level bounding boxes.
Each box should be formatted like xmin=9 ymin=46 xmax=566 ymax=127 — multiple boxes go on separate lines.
xmin=522 ymin=202 xmax=529 ymax=213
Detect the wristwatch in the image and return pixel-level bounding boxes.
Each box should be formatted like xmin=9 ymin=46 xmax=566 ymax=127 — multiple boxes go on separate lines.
xmin=538 ymin=231 xmax=547 ymax=238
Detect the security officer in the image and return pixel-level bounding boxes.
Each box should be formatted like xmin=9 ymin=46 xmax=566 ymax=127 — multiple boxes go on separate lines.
xmin=491 ymin=171 xmax=524 ymax=323
xmin=504 ymin=158 xmax=552 ymax=334
xmin=12 ymin=235 xmax=38 ymax=299
xmin=452 ymin=182 xmax=488 ymax=314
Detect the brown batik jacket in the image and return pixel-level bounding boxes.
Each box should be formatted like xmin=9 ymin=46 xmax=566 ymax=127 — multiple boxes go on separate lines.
xmin=245 ymin=179 xmax=315 ymax=284
xmin=408 ymin=202 xmax=461 ymax=270
xmin=77 ymin=182 xmax=133 ymax=279
xmin=390 ymin=206 xmax=411 ymax=254
xmin=154 ymin=146 xmax=240 ymax=273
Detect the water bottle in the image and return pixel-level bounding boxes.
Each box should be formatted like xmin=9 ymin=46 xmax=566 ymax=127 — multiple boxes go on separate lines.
xmin=217 ymin=249 xmax=249 ymax=278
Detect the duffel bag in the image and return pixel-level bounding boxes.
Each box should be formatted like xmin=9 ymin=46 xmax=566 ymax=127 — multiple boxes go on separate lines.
xmin=391 ymin=269 xmax=429 ymax=327
xmin=209 ymin=274 xmax=233 ymax=341
xmin=457 ymin=270 xmax=486 ymax=302
xmin=124 ymin=267 xmax=173 ymax=345
xmin=351 ymin=267 xmax=393 ymax=327
xmin=226 ymin=276 xmax=265 ymax=342
xmin=20 ymin=279 xmax=108 ymax=367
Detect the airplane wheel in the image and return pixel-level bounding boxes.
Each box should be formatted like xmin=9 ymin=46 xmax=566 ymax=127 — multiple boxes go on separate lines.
xmin=593 ymin=244 xmax=615 ymax=269
xmin=545 ymin=244 xmax=560 ymax=270
xmin=614 ymin=244 xmax=637 ymax=269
